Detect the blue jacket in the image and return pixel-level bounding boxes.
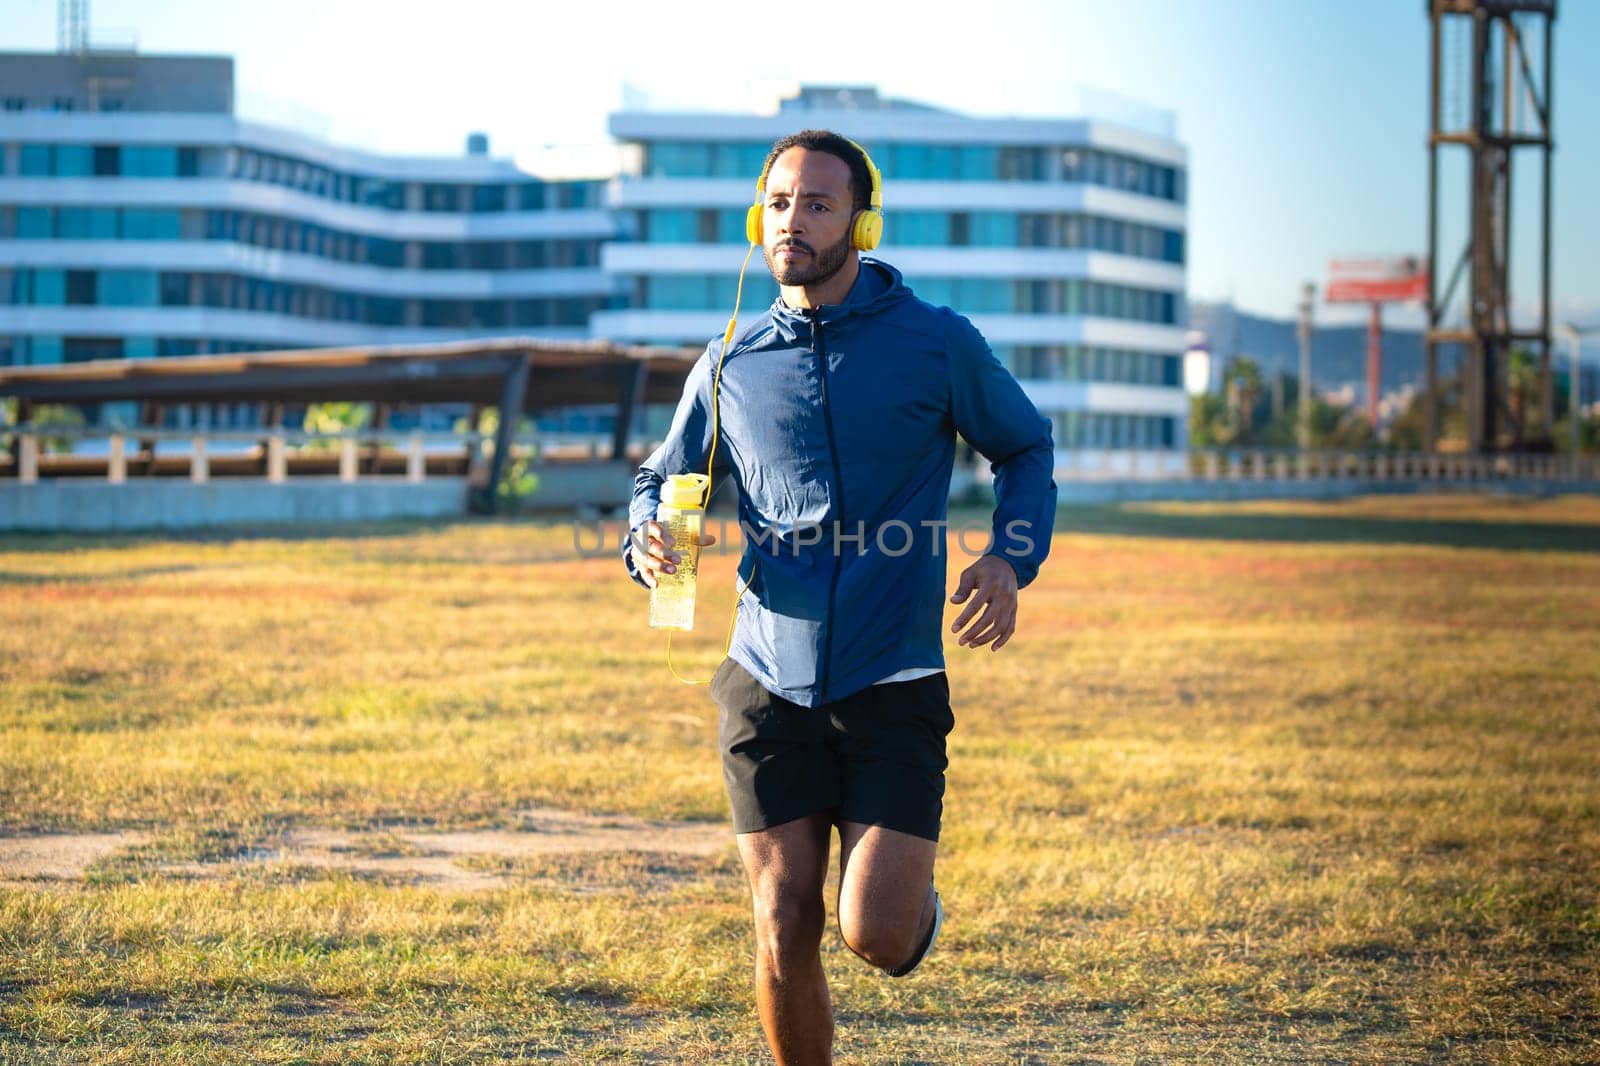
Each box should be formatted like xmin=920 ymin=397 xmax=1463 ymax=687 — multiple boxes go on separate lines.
xmin=625 ymin=257 xmax=1058 ymax=708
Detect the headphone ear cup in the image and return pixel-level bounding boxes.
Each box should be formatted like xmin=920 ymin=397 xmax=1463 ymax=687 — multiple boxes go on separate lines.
xmin=745 ymin=203 xmax=763 ymax=245
xmin=852 ymin=209 xmax=883 ymax=252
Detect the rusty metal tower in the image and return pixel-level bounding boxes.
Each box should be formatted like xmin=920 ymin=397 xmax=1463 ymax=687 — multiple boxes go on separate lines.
xmin=1425 ymin=0 xmax=1556 ymax=453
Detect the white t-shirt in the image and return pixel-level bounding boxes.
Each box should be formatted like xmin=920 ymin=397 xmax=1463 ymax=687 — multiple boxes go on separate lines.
xmin=871 ymin=666 xmax=944 ymax=686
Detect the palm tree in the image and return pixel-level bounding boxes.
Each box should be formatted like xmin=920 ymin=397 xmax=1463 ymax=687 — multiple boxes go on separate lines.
xmin=1223 ymin=355 xmax=1265 ymax=444
xmin=1506 ymin=346 xmax=1541 ymax=444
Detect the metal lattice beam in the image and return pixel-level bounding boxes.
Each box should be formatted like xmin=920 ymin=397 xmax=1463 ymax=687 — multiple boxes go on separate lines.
xmin=1424 ymin=0 xmax=1557 ymax=454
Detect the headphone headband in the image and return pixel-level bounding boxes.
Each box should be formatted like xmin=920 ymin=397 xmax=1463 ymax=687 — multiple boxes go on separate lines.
xmin=754 ymin=136 xmax=881 ymax=205
xmin=845 ymin=136 xmax=884 ymax=212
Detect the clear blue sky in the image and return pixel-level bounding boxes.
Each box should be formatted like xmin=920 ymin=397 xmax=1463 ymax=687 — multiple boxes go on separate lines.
xmin=5 ymin=0 xmax=1598 ymax=325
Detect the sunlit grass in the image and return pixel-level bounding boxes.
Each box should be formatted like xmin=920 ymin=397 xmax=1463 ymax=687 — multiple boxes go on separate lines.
xmin=1 ymin=494 xmax=1597 ymax=1063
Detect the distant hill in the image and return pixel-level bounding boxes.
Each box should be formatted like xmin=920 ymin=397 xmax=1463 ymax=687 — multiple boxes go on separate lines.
xmin=1188 ymin=302 xmax=1426 ymax=404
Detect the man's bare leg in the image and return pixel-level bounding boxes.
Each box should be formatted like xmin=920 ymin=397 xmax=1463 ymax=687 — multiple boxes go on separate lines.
xmin=835 ymin=822 xmax=939 ymax=972
xmin=735 ymin=813 xmax=835 ymax=1066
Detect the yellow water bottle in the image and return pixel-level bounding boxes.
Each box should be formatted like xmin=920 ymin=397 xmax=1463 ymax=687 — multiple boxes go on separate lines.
xmin=649 ymin=473 xmax=710 ymax=631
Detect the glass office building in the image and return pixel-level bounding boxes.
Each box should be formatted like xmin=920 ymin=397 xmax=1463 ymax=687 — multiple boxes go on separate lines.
xmin=598 ymin=85 xmax=1191 ymax=470
xmin=0 ymin=51 xmax=619 ymax=428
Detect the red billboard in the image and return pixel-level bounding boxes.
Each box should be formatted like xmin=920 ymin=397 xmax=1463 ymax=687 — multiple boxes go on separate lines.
xmin=1325 ymin=256 xmax=1430 ymax=304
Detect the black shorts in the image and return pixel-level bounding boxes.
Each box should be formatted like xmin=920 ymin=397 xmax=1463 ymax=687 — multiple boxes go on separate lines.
xmin=711 ymin=656 xmax=955 ymax=842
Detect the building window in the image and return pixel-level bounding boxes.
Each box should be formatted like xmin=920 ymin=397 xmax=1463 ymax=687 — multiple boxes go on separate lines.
xmin=969 ymin=212 xmax=1017 ymax=247
xmin=915 ymin=277 xmax=954 ymax=307
xmin=956 ymin=145 xmax=997 ymax=180
xmin=963 ymin=278 xmax=1014 ymax=313
xmin=643 ymin=142 xmax=764 ymax=179
xmin=57 ymin=207 xmax=117 ymax=238
xmin=160 ymin=273 xmax=190 ymax=306
xmin=25 ymin=270 xmax=66 ymax=305
xmin=122 ymin=209 xmax=182 ymax=240
xmin=891 ymin=211 xmax=949 ymax=246
xmin=64 ymin=337 xmax=123 ymax=363
xmin=158 ymin=338 xmax=201 ymax=357
xmin=423 ymin=184 xmax=459 ymax=212
xmin=93 ymin=145 xmax=121 ymax=175
xmin=517 ymin=182 xmax=545 ymax=211
xmin=473 ymin=184 xmax=507 ymax=213
xmin=643 ymin=273 xmax=775 ymax=311
xmin=646 ymin=209 xmax=696 ymax=243
xmin=695 ymin=209 xmax=720 ymax=243
xmin=99 ymin=270 xmax=159 ymax=306
xmin=17 ymin=207 xmax=52 ymax=238
xmin=555 ymin=183 xmax=597 ymax=209
xmin=28 ymin=335 xmax=65 ymax=365
xmin=465 ymin=243 xmax=505 ymax=270
xmin=65 ymin=270 xmax=97 ymax=305
xmin=949 ymin=213 xmax=970 ymax=247
xmin=646 ymin=275 xmax=706 ymax=310
xmin=19 ymin=145 xmax=50 ymax=175
xmin=510 ymin=242 xmax=548 ymax=270
xmin=646 ymin=142 xmax=706 ymax=177
xmin=997 ymin=146 xmax=1042 ymax=181
xmin=886 ymin=143 xmax=954 ymax=180
xmin=714 ymin=208 xmax=745 ymax=244
xmin=54 ymin=145 xmax=93 ymax=176
xmin=116 ymin=145 xmax=176 ymax=178
xmin=422 ymin=243 xmax=459 ymax=270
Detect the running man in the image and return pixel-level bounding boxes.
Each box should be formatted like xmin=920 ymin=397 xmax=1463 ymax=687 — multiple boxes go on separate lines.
xmin=624 ymin=129 xmax=1058 ymax=1065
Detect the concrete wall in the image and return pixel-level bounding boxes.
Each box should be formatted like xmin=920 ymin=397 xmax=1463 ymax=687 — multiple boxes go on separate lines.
xmin=0 ymin=477 xmax=470 ymax=532
xmin=4 ymin=470 xmax=1594 ymax=533
xmin=518 ymin=461 xmax=636 ymax=514
xmin=0 ymin=458 xmax=644 ymax=531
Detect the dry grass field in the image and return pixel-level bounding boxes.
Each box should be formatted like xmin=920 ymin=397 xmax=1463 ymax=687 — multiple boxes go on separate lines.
xmin=1 ymin=492 xmax=1597 ymax=1064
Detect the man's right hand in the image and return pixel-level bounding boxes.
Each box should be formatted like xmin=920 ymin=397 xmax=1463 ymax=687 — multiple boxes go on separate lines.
xmin=629 ymin=520 xmax=717 ymax=589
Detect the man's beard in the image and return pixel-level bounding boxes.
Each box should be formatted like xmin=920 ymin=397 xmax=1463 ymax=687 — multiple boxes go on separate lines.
xmin=764 ymin=230 xmax=852 ymax=288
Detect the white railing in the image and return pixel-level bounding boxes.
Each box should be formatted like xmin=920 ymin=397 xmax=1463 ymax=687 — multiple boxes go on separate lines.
xmin=1050 ymin=449 xmax=1191 ymax=480
xmin=0 ymin=425 xmax=515 ymax=486
xmin=1185 ymin=447 xmax=1600 ymax=483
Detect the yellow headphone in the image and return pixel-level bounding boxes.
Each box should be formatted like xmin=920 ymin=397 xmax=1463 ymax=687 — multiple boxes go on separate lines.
xmin=666 ymin=136 xmax=885 ymax=685
xmin=744 ymin=137 xmax=884 ymax=251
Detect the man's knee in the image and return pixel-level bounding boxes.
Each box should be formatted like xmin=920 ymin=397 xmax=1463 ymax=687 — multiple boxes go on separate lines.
xmin=837 ymin=910 xmax=920 ymax=972
xmin=751 ymin=888 xmax=826 ymax=975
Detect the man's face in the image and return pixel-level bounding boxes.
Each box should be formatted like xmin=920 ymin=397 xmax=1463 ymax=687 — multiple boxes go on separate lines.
xmin=760 ymin=147 xmax=857 ymax=288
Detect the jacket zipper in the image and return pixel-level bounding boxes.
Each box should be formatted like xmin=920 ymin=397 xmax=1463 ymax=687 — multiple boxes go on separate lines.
xmin=814 ymin=319 xmax=845 ymax=705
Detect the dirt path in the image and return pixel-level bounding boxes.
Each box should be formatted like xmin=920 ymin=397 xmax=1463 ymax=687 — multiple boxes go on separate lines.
xmin=0 ymin=832 xmax=150 ymax=882
xmin=0 ymin=809 xmax=732 ymax=892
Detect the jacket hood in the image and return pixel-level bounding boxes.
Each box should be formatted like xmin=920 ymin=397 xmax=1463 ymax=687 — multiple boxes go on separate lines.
xmin=768 ymin=257 xmax=914 ymax=341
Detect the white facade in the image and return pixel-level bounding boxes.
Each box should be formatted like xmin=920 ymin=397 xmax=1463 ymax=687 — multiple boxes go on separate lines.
xmin=596 ymin=87 xmax=1191 ymax=469
xmin=0 ymin=111 xmax=620 ymax=370
xmin=2 ymin=67 xmax=1190 ymax=461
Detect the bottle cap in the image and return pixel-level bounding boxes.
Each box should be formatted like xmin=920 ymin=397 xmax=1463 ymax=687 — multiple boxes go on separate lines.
xmin=661 ymin=473 xmax=710 ymax=509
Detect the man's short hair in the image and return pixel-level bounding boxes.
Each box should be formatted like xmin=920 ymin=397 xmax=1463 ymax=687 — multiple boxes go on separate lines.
xmin=760 ymin=129 xmax=873 ymax=214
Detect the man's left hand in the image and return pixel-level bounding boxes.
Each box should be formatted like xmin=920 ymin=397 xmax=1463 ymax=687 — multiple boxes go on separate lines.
xmin=949 ymin=554 xmax=1020 ymax=651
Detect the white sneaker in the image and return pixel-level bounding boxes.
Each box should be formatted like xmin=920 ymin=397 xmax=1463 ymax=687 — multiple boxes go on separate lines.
xmin=887 ymin=888 xmax=942 ymax=977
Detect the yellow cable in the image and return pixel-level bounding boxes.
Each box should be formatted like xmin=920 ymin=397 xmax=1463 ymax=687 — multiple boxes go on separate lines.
xmin=665 ymin=241 xmax=758 ymax=685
